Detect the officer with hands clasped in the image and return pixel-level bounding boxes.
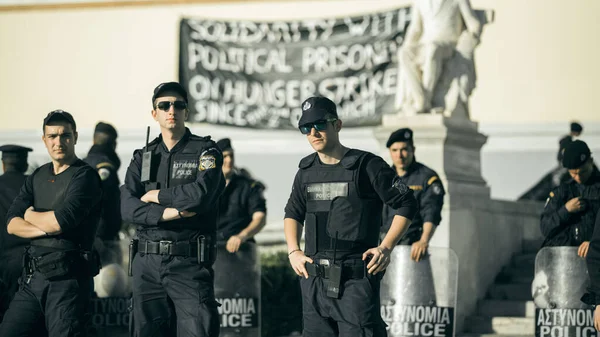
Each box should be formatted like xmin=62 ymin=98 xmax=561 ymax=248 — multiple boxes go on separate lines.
xmin=284 ymin=96 xmax=418 ymax=336
xmin=0 ymin=110 xmax=103 ymax=336
xmin=382 ymin=128 xmax=445 ymax=262
xmin=120 ymin=82 xmax=225 ymax=337
xmin=540 ymin=140 xmax=600 ymax=257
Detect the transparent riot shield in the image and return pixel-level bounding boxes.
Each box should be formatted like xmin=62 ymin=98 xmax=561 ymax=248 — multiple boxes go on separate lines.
xmin=532 ymin=247 xmax=595 ymax=337
xmin=380 ymin=246 xmax=458 ymax=337
xmin=214 ymin=241 xmax=261 ymax=337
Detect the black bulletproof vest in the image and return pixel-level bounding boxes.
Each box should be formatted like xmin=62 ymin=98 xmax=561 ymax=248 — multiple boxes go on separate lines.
xmin=29 ymin=163 xmax=85 ymax=254
xmin=300 ymin=150 xmax=381 ymax=257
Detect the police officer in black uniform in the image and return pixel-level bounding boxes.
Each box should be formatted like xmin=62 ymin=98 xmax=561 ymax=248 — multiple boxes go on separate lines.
xmin=381 ymin=128 xmax=445 ymax=262
xmin=0 ymin=110 xmax=103 ymax=336
xmin=284 ymin=96 xmax=418 ymax=337
xmin=540 ymin=140 xmax=600 ymax=257
xmin=120 ymin=82 xmax=225 ymax=337
xmin=215 ymin=138 xmax=266 ymax=252
xmin=84 ymin=122 xmax=123 ymax=266
xmin=585 ymin=207 xmax=600 ymax=330
xmin=0 ymin=145 xmax=33 ymax=323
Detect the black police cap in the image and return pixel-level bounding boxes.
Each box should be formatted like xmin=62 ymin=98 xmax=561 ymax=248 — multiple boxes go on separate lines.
xmin=152 ymin=82 xmax=188 ymax=105
xmin=216 ymin=138 xmax=233 ymax=152
xmin=43 ymin=110 xmax=77 ymax=132
xmin=298 ymin=97 xmax=338 ymax=127
xmin=557 ymin=136 xmax=573 ymax=161
xmin=562 ymin=140 xmax=591 ymax=169
xmin=0 ymin=144 xmax=32 ymax=162
xmin=386 ymin=128 xmax=414 ymax=148
xmin=571 ymin=122 xmax=583 ymax=133
xmin=94 ymin=122 xmax=118 ymax=139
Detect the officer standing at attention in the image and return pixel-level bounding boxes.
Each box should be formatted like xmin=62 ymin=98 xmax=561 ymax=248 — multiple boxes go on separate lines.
xmin=382 ymin=128 xmax=445 ymax=262
xmin=215 ymin=138 xmax=267 ymax=252
xmin=0 ymin=145 xmax=33 ymax=323
xmin=284 ymin=96 xmax=418 ymax=337
xmin=0 ymin=110 xmax=103 ymax=336
xmin=83 ymin=122 xmax=123 ymax=266
xmin=120 ymin=82 xmax=225 ymax=337
xmin=540 ymin=140 xmax=600 ymax=257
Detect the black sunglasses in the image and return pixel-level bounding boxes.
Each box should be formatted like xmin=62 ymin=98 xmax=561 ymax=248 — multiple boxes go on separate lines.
xmin=155 ymin=101 xmax=187 ymax=111
xmin=299 ymin=119 xmax=337 ymax=135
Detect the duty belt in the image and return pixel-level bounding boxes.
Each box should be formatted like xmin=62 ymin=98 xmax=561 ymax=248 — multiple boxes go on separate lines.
xmin=136 ymin=240 xmax=199 ymax=257
xmin=306 ymin=259 xmax=366 ymax=280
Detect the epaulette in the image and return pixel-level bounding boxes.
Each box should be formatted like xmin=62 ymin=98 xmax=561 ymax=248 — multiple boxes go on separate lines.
xmin=427 ymin=176 xmax=439 ymax=186
xmin=96 ymin=162 xmax=115 ymax=170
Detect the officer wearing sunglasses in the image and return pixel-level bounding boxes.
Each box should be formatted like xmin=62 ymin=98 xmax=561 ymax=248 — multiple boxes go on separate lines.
xmin=120 ymin=82 xmax=225 ymax=337
xmin=284 ymin=96 xmax=418 ymax=337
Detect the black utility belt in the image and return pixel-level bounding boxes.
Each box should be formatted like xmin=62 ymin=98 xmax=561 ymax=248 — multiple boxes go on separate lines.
xmin=306 ymin=259 xmax=367 ymax=280
xmin=25 ymin=250 xmax=100 ymax=281
xmin=135 ymin=240 xmax=200 ymax=256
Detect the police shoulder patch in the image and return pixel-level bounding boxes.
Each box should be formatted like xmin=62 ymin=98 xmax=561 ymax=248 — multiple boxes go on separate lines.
xmin=392 ymin=176 xmax=409 ymax=195
xmin=98 ymin=167 xmax=111 ymax=181
xmin=199 ymin=150 xmax=217 ymax=171
xmin=432 ymin=184 xmax=442 ymax=195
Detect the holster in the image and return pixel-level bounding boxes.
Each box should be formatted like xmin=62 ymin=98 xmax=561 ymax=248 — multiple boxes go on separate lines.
xmin=197 ymin=235 xmax=216 ymax=264
xmin=128 ymin=239 xmax=138 ymax=276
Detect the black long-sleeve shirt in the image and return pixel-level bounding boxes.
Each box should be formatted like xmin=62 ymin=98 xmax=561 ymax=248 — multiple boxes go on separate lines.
xmin=0 ymin=171 xmax=29 ymax=255
xmin=6 ymin=160 xmax=103 ymax=253
xmin=585 ymin=211 xmax=600 ymax=305
xmin=120 ymin=129 xmax=225 ymax=242
xmin=84 ymin=145 xmax=122 ymax=241
xmin=540 ymin=168 xmax=600 ymax=247
xmin=381 ymin=161 xmax=445 ymax=244
xmin=216 ymin=172 xmax=266 ymax=242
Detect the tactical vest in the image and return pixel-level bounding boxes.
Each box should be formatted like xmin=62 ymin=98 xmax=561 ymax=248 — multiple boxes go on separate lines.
xmin=141 ymin=134 xmax=219 ymax=233
xmin=300 ymin=150 xmax=381 ymax=256
xmin=30 ymin=163 xmax=85 ymax=251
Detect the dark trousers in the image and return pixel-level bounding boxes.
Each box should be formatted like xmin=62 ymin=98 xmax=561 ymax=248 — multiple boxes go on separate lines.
xmin=299 ymin=273 xmax=387 ymax=337
xmin=131 ymin=253 xmax=220 ymax=337
xmin=0 ymin=251 xmax=24 ymax=323
xmin=0 ymin=271 xmax=93 ymax=337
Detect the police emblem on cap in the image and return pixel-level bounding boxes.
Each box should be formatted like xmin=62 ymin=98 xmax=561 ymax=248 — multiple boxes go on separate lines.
xmin=581 ymin=154 xmax=587 ymax=161
xmin=303 ymin=102 xmax=311 ymax=111
xmin=405 ymin=131 xmax=411 ymax=139
xmin=199 ymin=151 xmax=216 ymax=171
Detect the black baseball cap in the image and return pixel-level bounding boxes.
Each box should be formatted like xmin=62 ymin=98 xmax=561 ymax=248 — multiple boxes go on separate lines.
xmin=386 ymin=128 xmax=414 ymax=148
xmin=298 ymin=97 xmax=338 ymax=126
xmin=43 ymin=110 xmax=77 ymax=132
xmin=152 ymin=82 xmax=188 ymax=105
xmin=216 ymin=138 xmax=233 ymax=152
xmin=562 ymin=140 xmax=591 ymax=169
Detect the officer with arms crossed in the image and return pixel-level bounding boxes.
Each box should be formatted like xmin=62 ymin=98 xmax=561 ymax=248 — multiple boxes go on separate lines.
xmin=284 ymin=96 xmax=418 ymax=337
xmin=121 ymin=82 xmax=225 ymax=337
xmin=215 ymin=138 xmax=267 ymax=252
xmin=83 ymin=122 xmax=123 ymax=266
xmin=0 ymin=110 xmax=103 ymax=336
xmin=540 ymin=140 xmax=600 ymax=256
xmin=0 ymin=145 xmax=33 ymax=323
xmin=382 ymin=128 xmax=445 ymax=261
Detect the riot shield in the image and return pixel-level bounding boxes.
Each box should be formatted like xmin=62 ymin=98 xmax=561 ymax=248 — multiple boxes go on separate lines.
xmin=89 ymin=296 xmax=130 ymax=337
xmin=532 ymin=247 xmax=595 ymax=337
xmin=214 ymin=241 xmax=261 ymax=337
xmin=380 ymin=246 xmax=458 ymax=337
